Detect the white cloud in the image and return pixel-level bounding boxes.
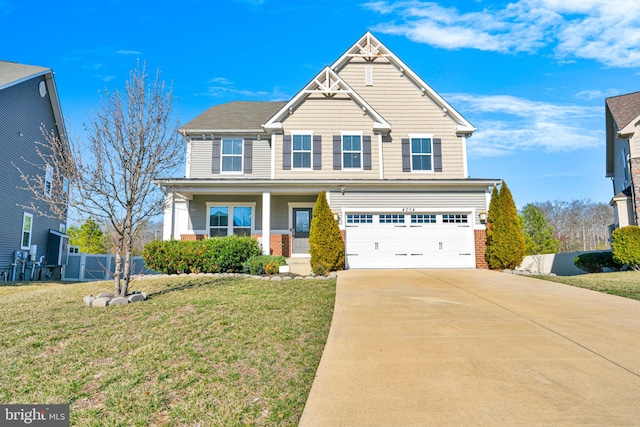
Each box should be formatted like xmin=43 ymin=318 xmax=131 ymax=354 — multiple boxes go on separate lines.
xmin=445 ymin=93 xmax=603 ymax=157
xmin=115 ymin=50 xmax=143 ymax=55
xmin=574 ymin=88 xmax=619 ymax=100
xmin=363 ymin=0 xmax=640 ymax=67
xmin=202 ymin=77 xmax=289 ymax=100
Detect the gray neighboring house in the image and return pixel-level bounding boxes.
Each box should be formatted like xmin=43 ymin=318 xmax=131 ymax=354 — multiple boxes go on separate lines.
xmin=0 ymin=60 xmax=69 ymax=279
xmin=606 ymin=91 xmax=640 ymax=229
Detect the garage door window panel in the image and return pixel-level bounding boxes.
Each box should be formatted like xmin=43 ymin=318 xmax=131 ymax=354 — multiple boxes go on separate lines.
xmin=347 ymin=214 xmax=373 ymax=224
xmin=380 ymin=214 xmax=405 ymax=224
xmin=443 ymin=214 xmax=468 ymax=224
xmin=411 ymin=214 xmax=436 ymax=224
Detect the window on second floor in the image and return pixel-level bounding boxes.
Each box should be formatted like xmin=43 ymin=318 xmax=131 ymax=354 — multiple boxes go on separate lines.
xmin=411 ymin=137 xmax=432 ymax=171
xmin=221 ymin=138 xmax=243 ymax=173
xmin=45 ymin=164 xmax=54 ymax=196
xmin=292 ymin=134 xmax=312 ymax=169
xmin=342 ymin=135 xmax=362 ymax=169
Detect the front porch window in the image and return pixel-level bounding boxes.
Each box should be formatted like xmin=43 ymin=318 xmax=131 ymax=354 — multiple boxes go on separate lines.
xmin=208 ymin=205 xmax=253 ymax=237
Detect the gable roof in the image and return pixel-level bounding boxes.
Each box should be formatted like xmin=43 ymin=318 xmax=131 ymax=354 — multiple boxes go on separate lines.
xmin=263 ymin=66 xmax=391 ymax=132
xmin=0 ymin=60 xmax=50 ymax=90
xmin=331 ymin=32 xmax=475 ymax=135
xmin=0 ymin=60 xmax=68 ymax=150
xmin=606 ymin=91 xmax=640 ymax=132
xmin=180 ymin=101 xmax=287 ymax=134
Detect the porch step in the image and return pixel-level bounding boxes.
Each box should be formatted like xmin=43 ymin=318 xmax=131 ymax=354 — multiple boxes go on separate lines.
xmin=286 ymin=257 xmax=311 ymax=276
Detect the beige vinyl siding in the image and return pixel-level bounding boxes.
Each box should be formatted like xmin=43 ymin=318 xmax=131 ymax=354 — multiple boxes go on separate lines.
xmin=329 ymin=190 xmax=487 ymax=225
xmin=189 ymin=137 xmax=271 ymax=179
xmin=338 ymin=60 xmax=465 ymax=179
xmin=275 ymin=96 xmax=380 ymax=179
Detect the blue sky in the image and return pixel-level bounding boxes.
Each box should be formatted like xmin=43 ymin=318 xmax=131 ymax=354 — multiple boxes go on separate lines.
xmin=2 ymin=0 xmax=639 ymax=207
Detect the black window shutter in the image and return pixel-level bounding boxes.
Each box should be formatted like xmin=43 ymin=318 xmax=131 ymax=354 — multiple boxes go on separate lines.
xmin=433 ymin=138 xmax=442 ymax=172
xmin=212 ymin=139 xmax=221 ymax=174
xmin=401 ymin=138 xmax=410 ymax=172
xmin=333 ymin=135 xmax=342 ymax=170
xmin=313 ymin=135 xmax=322 ymax=170
xmin=244 ymin=140 xmax=253 ymax=174
xmin=363 ymin=135 xmax=372 ymax=170
xmin=282 ymin=135 xmax=291 ymax=170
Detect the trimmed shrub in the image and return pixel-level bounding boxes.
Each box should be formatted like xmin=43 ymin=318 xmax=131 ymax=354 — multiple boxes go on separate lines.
xmin=243 ymin=255 xmax=287 ymax=275
xmin=309 ymin=191 xmax=345 ymax=275
xmin=574 ymin=252 xmax=622 ymax=273
xmin=142 ymin=235 xmax=262 ymax=274
xmin=611 ymin=226 xmax=640 ymax=270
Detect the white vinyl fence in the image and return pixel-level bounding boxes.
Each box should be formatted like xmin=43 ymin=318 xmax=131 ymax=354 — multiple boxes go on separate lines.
xmin=63 ymin=253 xmax=157 ymax=281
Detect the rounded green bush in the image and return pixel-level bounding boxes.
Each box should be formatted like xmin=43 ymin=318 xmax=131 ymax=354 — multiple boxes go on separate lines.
xmin=611 ymin=226 xmax=640 ymax=270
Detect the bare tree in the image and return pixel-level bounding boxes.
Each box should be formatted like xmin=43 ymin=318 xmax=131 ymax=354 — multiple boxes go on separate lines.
xmin=20 ymin=63 xmax=182 ymax=296
xmin=534 ymin=199 xmax=613 ymax=252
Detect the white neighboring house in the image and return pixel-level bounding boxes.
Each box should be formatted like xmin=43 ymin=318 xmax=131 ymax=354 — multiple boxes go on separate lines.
xmin=157 ymin=32 xmax=499 ymax=269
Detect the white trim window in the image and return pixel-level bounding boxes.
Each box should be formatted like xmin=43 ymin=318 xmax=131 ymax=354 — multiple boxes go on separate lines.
xmin=410 ymin=135 xmax=433 ymax=172
xmin=21 ymin=212 xmax=33 ymax=249
xmin=292 ymin=133 xmax=312 ymax=169
xmin=207 ymin=204 xmax=254 ymax=237
xmin=45 ymin=164 xmax=54 ymax=196
xmin=342 ymin=133 xmax=362 ymax=169
xmin=221 ymin=138 xmax=243 ymax=173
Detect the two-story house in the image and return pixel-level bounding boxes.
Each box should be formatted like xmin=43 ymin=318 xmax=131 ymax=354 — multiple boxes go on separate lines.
xmin=0 ymin=61 xmax=69 ymax=279
xmin=157 ymin=32 xmax=500 ymax=269
xmin=606 ymin=91 xmax=640 ymax=230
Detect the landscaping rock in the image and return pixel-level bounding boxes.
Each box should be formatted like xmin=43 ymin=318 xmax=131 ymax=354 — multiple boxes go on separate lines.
xmin=83 ymin=295 xmax=95 ymax=307
xmin=502 ymin=269 xmax=512 ymax=274
xmin=304 ymin=276 xmax=315 ymax=280
xmin=96 ymin=292 xmax=114 ymax=299
xmin=93 ymin=297 xmax=110 ymax=307
xmin=128 ymin=294 xmax=145 ymax=303
xmin=140 ymin=292 xmax=148 ymax=300
xmin=271 ymin=276 xmax=282 ymax=281
xmin=282 ymin=276 xmax=292 ymax=281
xmin=110 ymin=297 xmax=129 ymax=306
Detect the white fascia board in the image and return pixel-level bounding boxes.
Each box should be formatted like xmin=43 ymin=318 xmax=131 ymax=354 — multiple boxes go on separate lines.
xmin=180 ymin=128 xmax=265 ymax=134
xmin=619 ymin=114 xmax=640 ymax=137
xmin=331 ymin=32 xmax=475 ymax=135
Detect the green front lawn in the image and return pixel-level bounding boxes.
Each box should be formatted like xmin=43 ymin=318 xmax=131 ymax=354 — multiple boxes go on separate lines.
xmin=0 ymin=276 xmax=336 ymax=426
xmin=530 ymin=271 xmax=640 ymax=301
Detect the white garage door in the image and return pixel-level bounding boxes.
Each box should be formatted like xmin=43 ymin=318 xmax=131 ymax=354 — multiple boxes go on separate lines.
xmin=345 ymin=213 xmax=475 ymax=269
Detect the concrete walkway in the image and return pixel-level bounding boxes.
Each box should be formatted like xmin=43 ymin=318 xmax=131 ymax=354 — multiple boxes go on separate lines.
xmin=299 ymin=269 xmax=640 ymax=426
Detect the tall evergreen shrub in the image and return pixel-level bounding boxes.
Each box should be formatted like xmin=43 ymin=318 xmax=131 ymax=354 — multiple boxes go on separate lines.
xmin=309 ymin=191 xmax=345 ymax=275
xmin=485 ymin=181 xmax=526 ymax=269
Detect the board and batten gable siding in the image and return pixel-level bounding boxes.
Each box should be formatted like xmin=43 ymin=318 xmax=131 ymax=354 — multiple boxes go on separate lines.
xmin=0 ymin=76 xmax=65 ymax=266
xmin=337 ymin=60 xmax=466 ymax=179
xmin=274 ymin=96 xmax=380 ymax=179
xmin=188 ymin=137 xmax=271 ymax=179
xmin=329 ymin=190 xmax=488 ymax=225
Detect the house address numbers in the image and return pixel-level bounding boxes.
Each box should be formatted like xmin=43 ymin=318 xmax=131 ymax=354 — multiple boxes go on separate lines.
xmin=401 ymin=207 xmax=416 ymax=212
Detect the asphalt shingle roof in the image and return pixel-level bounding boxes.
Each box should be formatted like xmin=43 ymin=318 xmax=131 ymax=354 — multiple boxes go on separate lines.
xmin=0 ymin=60 xmax=50 ymax=89
xmin=606 ymin=91 xmax=640 ymax=130
xmin=181 ymin=101 xmax=287 ymax=132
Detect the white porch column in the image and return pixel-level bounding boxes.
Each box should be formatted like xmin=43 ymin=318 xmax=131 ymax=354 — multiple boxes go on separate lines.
xmin=262 ymin=191 xmax=271 ymax=255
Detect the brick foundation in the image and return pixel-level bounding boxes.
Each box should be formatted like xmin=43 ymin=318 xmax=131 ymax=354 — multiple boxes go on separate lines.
xmin=252 ymin=234 xmax=291 ymax=257
xmin=474 ymin=229 xmax=488 ymax=269
xmin=180 ymin=234 xmax=207 ymax=241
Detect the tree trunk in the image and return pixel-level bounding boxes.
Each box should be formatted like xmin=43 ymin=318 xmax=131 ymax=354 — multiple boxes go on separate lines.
xmin=113 ymin=250 xmax=123 ymax=296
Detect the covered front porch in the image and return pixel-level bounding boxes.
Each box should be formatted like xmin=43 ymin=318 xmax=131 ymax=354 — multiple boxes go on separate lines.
xmin=161 ymin=181 xmax=336 ymax=257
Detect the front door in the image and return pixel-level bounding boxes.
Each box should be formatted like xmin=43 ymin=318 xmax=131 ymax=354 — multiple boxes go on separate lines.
xmin=292 ymin=208 xmax=313 ymax=254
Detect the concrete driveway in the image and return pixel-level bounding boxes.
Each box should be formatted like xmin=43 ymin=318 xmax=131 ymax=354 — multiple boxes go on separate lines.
xmin=299 ymin=269 xmax=640 ymax=426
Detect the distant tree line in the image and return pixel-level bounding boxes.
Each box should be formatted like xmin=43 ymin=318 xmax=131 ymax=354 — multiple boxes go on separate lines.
xmin=532 ymin=200 xmax=612 ymax=252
